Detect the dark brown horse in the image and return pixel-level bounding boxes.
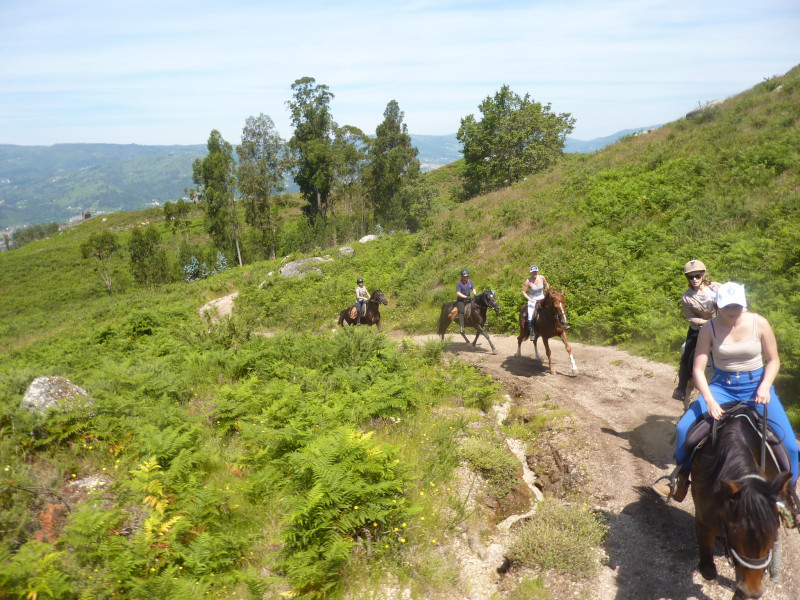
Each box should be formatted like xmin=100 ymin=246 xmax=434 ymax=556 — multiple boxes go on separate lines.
xmin=437 ymin=289 xmax=501 ymax=354
xmin=338 ymin=289 xmax=388 ymax=332
xmin=515 ymin=288 xmax=577 ymax=375
xmin=691 ymin=408 xmax=791 ymax=599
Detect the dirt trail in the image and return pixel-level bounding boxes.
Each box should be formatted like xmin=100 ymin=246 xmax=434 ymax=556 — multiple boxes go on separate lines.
xmin=419 ymin=332 xmax=800 ymax=600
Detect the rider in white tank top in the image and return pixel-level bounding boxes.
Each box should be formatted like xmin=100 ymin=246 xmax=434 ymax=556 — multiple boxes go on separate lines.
xmin=711 ymin=313 xmax=763 ymax=372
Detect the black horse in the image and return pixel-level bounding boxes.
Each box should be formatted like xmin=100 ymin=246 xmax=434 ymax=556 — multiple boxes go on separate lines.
xmin=437 ymin=289 xmax=501 ymax=354
xmin=338 ymin=289 xmax=389 ymax=332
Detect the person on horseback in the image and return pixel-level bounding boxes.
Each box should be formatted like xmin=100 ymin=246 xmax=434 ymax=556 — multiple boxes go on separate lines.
xmin=355 ymin=278 xmax=369 ymax=325
xmin=522 ymin=265 xmax=549 ymax=342
xmin=456 ymin=269 xmax=475 ymax=334
xmin=653 ymin=282 xmax=799 ymax=501
xmin=672 ymin=260 xmax=720 ymax=401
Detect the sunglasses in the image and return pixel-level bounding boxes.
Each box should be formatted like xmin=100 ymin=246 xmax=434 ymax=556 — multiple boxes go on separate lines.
xmin=686 ymin=273 xmax=705 ymax=280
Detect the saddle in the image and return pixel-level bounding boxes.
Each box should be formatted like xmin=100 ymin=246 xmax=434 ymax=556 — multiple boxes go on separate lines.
xmin=348 ymin=304 xmax=366 ymax=320
xmin=683 ymin=403 xmax=792 ymax=476
xmin=449 ymin=302 xmax=473 ymax=322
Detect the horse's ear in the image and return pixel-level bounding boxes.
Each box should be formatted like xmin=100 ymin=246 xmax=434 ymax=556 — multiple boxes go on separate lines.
xmin=723 ymin=480 xmax=742 ymax=498
xmin=770 ymin=472 xmax=792 ymax=497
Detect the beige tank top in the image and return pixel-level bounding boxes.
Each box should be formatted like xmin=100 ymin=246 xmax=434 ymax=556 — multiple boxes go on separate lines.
xmin=711 ymin=314 xmax=763 ymax=372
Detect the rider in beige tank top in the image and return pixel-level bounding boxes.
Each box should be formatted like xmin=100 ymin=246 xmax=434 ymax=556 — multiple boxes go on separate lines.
xmin=711 ymin=314 xmax=763 ymax=372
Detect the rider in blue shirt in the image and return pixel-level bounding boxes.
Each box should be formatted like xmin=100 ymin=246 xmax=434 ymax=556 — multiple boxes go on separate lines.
xmin=457 ymin=269 xmax=475 ymax=334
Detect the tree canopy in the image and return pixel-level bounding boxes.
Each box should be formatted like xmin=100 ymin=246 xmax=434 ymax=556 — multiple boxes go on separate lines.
xmin=457 ymin=85 xmax=575 ymax=198
xmin=287 ymin=77 xmax=338 ymax=221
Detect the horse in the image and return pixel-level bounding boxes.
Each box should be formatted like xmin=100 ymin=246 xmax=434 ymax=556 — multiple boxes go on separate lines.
xmin=515 ymin=288 xmax=577 ymax=375
xmin=437 ymin=289 xmax=501 ymax=354
xmin=337 ymin=289 xmax=388 ymax=332
xmin=690 ymin=407 xmax=791 ymax=599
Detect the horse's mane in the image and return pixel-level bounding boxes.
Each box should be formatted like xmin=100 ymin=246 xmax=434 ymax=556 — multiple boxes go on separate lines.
xmin=541 ymin=288 xmax=565 ymax=306
xmin=705 ymin=417 xmax=781 ymax=544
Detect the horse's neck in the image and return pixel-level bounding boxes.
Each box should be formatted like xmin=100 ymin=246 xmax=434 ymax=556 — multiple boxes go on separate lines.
xmin=712 ymin=421 xmax=760 ymax=481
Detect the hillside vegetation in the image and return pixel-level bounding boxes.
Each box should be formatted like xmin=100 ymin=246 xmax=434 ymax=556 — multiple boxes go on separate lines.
xmin=1 ymin=66 xmax=798 ymax=599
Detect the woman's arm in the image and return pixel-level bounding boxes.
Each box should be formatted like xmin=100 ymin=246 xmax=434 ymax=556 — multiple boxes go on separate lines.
xmin=693 ymin=322 xmax=723 ymax=419
xmin=541 ymin=276 xmax=550 ymax=293
xmin=755 ymin=314 xmax=780 ymax=404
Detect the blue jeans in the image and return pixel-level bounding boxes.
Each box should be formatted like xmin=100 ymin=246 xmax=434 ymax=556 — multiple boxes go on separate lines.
xmin=674 ymin=367 xmax=798 ymax=483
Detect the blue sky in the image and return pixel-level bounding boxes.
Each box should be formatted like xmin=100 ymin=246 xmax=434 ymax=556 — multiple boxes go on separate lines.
xmin=2 ymin=0 xmax=799 ymax=146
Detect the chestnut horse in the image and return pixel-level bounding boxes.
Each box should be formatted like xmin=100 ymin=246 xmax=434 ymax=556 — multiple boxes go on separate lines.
xmin=515 ymin=288 xmax=577 ymax=375
xmin=690 ymin=407 xmax=791 ymax=598
xmin=338 ymin=289 xmax=388 ymax=332
xmin=437 ymin=289 xmax=501 ymax=354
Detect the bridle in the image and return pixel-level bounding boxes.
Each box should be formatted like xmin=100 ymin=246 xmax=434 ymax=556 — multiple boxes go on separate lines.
xmin=719 ymin=473 xmax=775 ymax=571
xmin=473 ymin=291 xmax=499 ymax=312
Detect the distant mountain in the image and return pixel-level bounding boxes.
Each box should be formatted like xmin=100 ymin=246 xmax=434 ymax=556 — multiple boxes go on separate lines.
xmin=0 ymin=128 xmax=659 ymax=229
xmin=0 ymin=144 xmax=206 ymax=229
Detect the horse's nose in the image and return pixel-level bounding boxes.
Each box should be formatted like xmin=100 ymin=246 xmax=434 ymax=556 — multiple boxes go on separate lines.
xmin=737 ymin=571 xmax=765 ymax=599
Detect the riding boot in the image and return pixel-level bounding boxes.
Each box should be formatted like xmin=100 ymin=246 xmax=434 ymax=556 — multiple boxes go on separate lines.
xmin=652 ymin=470 xmax=689 ymax=502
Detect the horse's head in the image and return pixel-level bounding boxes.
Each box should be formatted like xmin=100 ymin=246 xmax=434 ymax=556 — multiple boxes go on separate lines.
xmin=541 ymin=289 xmax=568 ymax=327
xmin=721 ymin=472 xmax=790 ymax=598
xmin=478 ymin=289 xmax=500 ymax=312
xmin=371 ymin=289 xmax=388 ymax=305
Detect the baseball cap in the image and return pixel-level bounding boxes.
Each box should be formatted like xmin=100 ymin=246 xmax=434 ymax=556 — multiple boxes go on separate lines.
xmin=716 ymin=282 xmax=747 ymax=308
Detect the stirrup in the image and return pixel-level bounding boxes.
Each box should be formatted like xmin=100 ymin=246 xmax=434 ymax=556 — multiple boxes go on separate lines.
xmin=652 ymin=475 xmax=677 ymax=501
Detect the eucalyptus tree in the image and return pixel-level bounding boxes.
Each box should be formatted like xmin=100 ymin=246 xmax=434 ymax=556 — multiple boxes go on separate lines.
xmin=331 ymin=124 xmax=370 ymax=235
xmin=80 ymin=230 xmax=120 ymax=295
xmin=287 ymin=77 xmax=337 ymax=221
xmin=192 ymin=130 xmax=242 ymax=266
xmin=364 ymin=100 xmax=432 ymax=231
xmin=236 ymin=114 xmax=289 ymax=260
xmin=457 ymin=85 xmax=576 ymax=198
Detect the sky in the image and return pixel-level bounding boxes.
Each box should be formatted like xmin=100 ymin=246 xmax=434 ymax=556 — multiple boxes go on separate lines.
xmin=2 ymin=0 xmax=799 ymax=146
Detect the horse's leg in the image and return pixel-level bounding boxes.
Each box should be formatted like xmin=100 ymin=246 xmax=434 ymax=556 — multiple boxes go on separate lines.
xmin=695 ymin=519 xmax=718 ymax=580
xmin=560 ymin=332 xmax=578 ymax=374
xmin=532 ymin=337 xmax=543 ymax=362
xmin=543 ymin=338 xmax=554 ymax=374
xmin=482 ymin=330 xmax=497 ymax=354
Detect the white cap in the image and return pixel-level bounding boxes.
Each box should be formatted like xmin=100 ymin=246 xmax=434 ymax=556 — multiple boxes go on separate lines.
xmin=716 ymin=282 xmax=747 ymax=308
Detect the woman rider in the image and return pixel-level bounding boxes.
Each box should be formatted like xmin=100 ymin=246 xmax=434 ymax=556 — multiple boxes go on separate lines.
xmin=355 ymin=278 xmax=369 ymax=325
xmin=654 ymin=281 xmax=799 ymax=501
xmin=522 ymin=265 xmax=549 ymax=342
xmin=456 ymin=269 xmax=475 ymax=334
xmin=672 ymin=260 xmax=721 ymax=401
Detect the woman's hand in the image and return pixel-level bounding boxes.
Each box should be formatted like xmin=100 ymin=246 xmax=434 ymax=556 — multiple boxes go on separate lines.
xmin=706 ymin=397 xmax=724 ymax=420
xmin=754 ymin=384 xmax=771 ymax=405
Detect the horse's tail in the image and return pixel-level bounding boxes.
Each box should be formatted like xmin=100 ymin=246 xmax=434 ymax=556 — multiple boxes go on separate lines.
xmin=338 ymin=310 xmax=346 ymax=326
xmin=437 ymin=304 xmax=451 ymax=338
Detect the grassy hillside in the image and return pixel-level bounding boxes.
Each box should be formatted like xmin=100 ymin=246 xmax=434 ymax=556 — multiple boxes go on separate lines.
xmin=1 ymin=65 xmax=798 ymax=599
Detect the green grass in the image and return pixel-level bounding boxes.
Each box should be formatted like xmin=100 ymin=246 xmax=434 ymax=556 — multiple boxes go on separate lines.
xmin=506 ymin=500 xmax=608 ymax=578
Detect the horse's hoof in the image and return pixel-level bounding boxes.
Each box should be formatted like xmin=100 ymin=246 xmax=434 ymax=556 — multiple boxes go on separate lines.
xmin=698 ymin=562 xmax=717 ymax=580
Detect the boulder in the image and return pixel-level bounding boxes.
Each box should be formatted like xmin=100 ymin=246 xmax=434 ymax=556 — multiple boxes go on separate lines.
xmin=339 ymin=246 xmax=355 ymax=257
xmin=22 ymin=376 xmax=93 ymax=413
xmin=279 ymin=257 xmax=333 ymax=279
xmin=359 ymin=234 xmax=379 ymax=243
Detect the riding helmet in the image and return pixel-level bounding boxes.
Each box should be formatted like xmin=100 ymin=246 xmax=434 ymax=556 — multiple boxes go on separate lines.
xmin=530 ymin=265 xmax=539 ymax=273
xmin=683 ymin=260 xmax=706 ymax=274
xmin=357 ymin=278 xmax=363 ymax=284
xmin=461 ymin=269 xmax=469 ymax=278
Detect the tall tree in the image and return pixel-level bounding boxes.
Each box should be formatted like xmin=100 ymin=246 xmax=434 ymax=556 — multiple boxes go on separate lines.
xmin=80 ymin=230 xmax=120 ymax=295
xmin=457 ymin=85 xmax=576 ymax=198
xmin=236 ymin=114 xmax=289 ymax=260
xmin=192 ymin=130 xmax=242 ymax=265
xmin=331 ymin=124 xmax=370 ymax=234
xmin=364 ymin=100 xmax=432 ymax=231
xmin=287 ymin=77 xmax=337 ymax=221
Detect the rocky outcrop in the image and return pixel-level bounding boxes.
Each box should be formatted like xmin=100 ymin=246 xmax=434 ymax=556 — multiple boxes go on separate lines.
xmin=21 ymin=376 xmax=93 ymax=413
xmin=279 ymin=256 xmax=333 ymax=278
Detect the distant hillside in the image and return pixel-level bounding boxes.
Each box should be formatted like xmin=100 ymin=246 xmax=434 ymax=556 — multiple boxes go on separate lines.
xmin=0 ymin=129 xmax=655 ymax=230
xmin=0 ymin=144 xmax=206 ymax=229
